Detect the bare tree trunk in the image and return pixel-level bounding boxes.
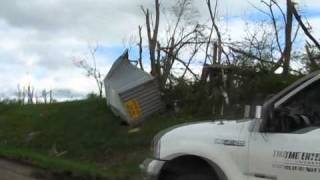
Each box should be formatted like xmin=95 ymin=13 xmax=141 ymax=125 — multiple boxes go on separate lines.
xmin=22 ymin=87 xmax=26 ymax=104
xmin=142 ymin=0 xmax=160 ymax=78
xmin=93 ymin=72 xmax=103 ymax=98
xmin=138 ymin=25 xmax=144 ymax=71
xmin=35 ymin=93 xmax=39 ymax=104
xmin=42 ymin=89 xmax=47 ymax=104
xmin=207 ymin=0 xmax=222 ymax=64
xmin=282 ymin=0 xmax=293 ymax=76
xmin=89 ymin=45 xmax=103 ymax=98
xmin=49 ymin=90 xmax=53 ymax=103
xmin=27 ymin=85 xmax=34 ymax=104
xmin=17 ymin=85 xmax=23 ymax=104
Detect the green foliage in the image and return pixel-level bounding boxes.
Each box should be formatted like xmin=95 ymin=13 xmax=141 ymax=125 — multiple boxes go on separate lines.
xmin=163 ymin=73 xmax=302 ymax=118
xmin=164 ymin=78 xmax=222 ymax=117
xmin=86 ymin=93 xmax=102 ymax=100
xmin=231 ymin=72 xmax=301 ymax=103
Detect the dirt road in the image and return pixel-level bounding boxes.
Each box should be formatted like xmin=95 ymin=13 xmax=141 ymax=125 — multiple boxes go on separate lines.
xmin=0 ymin=159 xmax=39 ymax=180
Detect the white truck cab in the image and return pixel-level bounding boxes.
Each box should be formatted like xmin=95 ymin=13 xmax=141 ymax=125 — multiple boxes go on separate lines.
xmin=140 ymin=71 xmax=320 ymax=180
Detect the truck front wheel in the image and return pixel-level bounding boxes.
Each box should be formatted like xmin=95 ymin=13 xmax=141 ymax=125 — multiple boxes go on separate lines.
xmin=175 ymin=173 xmax=215 ymax=180
xmin=159 ymin=156 xmax=219 ymax=180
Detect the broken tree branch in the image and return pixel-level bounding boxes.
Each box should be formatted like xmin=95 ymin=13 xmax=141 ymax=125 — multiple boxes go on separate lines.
xmin=292 ymin=4 xmax=320 ymax=50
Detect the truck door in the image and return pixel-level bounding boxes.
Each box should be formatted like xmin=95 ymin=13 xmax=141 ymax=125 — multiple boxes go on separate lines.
xmin=248 ymin=78 xmax=320 ymax=180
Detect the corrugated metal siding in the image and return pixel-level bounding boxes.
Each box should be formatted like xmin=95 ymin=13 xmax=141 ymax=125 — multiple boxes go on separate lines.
xmin=119 ymin=79 xmax=164 ymax=123
xmin=105 ymin=51 xmax=164 ymax=125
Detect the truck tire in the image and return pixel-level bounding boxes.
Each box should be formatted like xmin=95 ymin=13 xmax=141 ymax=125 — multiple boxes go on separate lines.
xmin=159 ymin=156 xmax=219 ymax=180
xmin=175 ymin=173 xmax=215 ymax=180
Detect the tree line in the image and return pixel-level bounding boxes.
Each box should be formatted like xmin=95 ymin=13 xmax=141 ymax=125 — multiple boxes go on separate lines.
xmin=16 ymin=84 xmax=54 ymax=105
xmin=74 ymin=0 xmax=320 ymax=117
xmin=136 ymin=0 xmax=320 ymax=117
xmin=138 ymin=0 xmax=319 ymax=87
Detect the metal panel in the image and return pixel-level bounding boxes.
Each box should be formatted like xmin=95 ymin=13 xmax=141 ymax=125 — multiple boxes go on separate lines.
xmin=119 ymin=79 xmax=164 ymax=124
xmin=104 ymin=50 xmax=164 ymax=125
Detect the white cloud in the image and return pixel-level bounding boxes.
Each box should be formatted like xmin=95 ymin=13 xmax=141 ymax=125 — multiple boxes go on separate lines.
xmin=0 ymin=0 xmax=319 ymax=100
xmin=308 ymin=16 xmax=320 ymax=38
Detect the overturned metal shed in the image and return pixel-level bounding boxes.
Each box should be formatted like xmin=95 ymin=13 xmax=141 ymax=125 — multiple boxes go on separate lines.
xmin=104 ymin=50 xmax=163 ymax=125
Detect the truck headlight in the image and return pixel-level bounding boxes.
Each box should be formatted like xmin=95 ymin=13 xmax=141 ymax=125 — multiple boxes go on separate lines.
xmin=151 ymin=134 xmax=162 ymax=158
xmin=150 ymin=124 xmax=182 ymax=159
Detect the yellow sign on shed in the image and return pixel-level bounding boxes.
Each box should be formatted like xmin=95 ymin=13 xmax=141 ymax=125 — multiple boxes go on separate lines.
xmin=125 ymin=99 xmax=142 ymax=120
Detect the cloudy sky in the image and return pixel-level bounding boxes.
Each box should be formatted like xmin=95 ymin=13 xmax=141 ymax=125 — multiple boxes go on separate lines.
xmin=0 ymin=0 xmax=319 ymax=100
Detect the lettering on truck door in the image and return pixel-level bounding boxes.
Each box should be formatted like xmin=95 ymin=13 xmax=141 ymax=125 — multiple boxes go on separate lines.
xmin=248 ymin=79 xmax=320 ymax=180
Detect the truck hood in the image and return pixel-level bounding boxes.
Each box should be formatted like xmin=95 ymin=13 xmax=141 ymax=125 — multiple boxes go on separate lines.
xmin=157 ymin=119 xmax=254 ymax=160
xmin=162 ymin=119 xmax=252 ymax=139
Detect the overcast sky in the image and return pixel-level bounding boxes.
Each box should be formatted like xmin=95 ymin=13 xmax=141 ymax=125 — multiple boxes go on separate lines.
xmin=0 ymin=0 xmax=319 ymax=100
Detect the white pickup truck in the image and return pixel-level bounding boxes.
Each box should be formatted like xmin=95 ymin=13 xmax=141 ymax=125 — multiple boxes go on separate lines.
xmin=141 ymin=71 xmax=320 ymax=180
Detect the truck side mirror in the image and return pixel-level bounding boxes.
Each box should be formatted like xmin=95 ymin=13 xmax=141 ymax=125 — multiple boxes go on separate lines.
xmin=259 ymin=104 xmax=275 ymax=133
xmin=243 ymin=105 xmax=263 ymax=119
xmin=255 ymin=106 xmax=262 ymax=119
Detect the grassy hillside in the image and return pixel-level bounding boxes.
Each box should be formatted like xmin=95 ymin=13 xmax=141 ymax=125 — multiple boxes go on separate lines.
xmin=0 ymin=99 xmax=206 ymax=180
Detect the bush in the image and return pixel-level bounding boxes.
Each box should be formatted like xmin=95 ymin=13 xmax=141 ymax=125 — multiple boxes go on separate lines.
xmin=86 ymin=93 xmax=102 ymax=100
xmin=162 ymin=72 xmax=302 ymax=119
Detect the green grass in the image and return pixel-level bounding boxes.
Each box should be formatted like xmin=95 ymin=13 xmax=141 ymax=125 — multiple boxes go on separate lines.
xmin=0 ymin=99 xmax=206 ymax=179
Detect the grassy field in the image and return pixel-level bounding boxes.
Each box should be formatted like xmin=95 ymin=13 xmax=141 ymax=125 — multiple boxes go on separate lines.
xmin=0 ymin=98 xmax=207 ymax=180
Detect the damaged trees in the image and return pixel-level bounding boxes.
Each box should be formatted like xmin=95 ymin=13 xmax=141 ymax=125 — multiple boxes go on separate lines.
xmin=140 ymin=0 xmax=203 ymax=89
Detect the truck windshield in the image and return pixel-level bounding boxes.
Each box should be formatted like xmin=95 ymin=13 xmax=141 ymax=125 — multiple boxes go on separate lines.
xmin=277 ymin=81 xmax=320 ymax=132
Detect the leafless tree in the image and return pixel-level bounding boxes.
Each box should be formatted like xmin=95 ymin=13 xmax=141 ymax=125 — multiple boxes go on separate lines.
xmin=35 ymin=92 xmax=40 ymax=104
xmin=229 ymin=21 xmax=281 ymax=70
xmin=49 ymin=90 xmax=54 ymax=103
xmin=74 ymin=44 xmax=103 ymax=98
xmin=231 ymin=0 xmax=301 ymax=75
xmin=22 ymin=87 xmax=27 ymax=104
xmin=17 ymin=85 xmax=23 ymax=104
xmin=16 ymin=85 xmax=28 ymax=104
xmin=42 ymin=89 xmax=48 ymax=104
xmin=27 ymin=85 xmax=34 ymax=104
xmin=140 ymin=0 xmax=203 ymax=88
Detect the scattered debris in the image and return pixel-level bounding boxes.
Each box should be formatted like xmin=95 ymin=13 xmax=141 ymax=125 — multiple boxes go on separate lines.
xmin=48 ymin=143 xmax=68 ymax=157
xmin=25 ymin=131 xmax=41 ymax=143
xmin=104 ymin=50 xmax=164 ymax=126
xmin=128 ymin=128 xmax=141 ymax=134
